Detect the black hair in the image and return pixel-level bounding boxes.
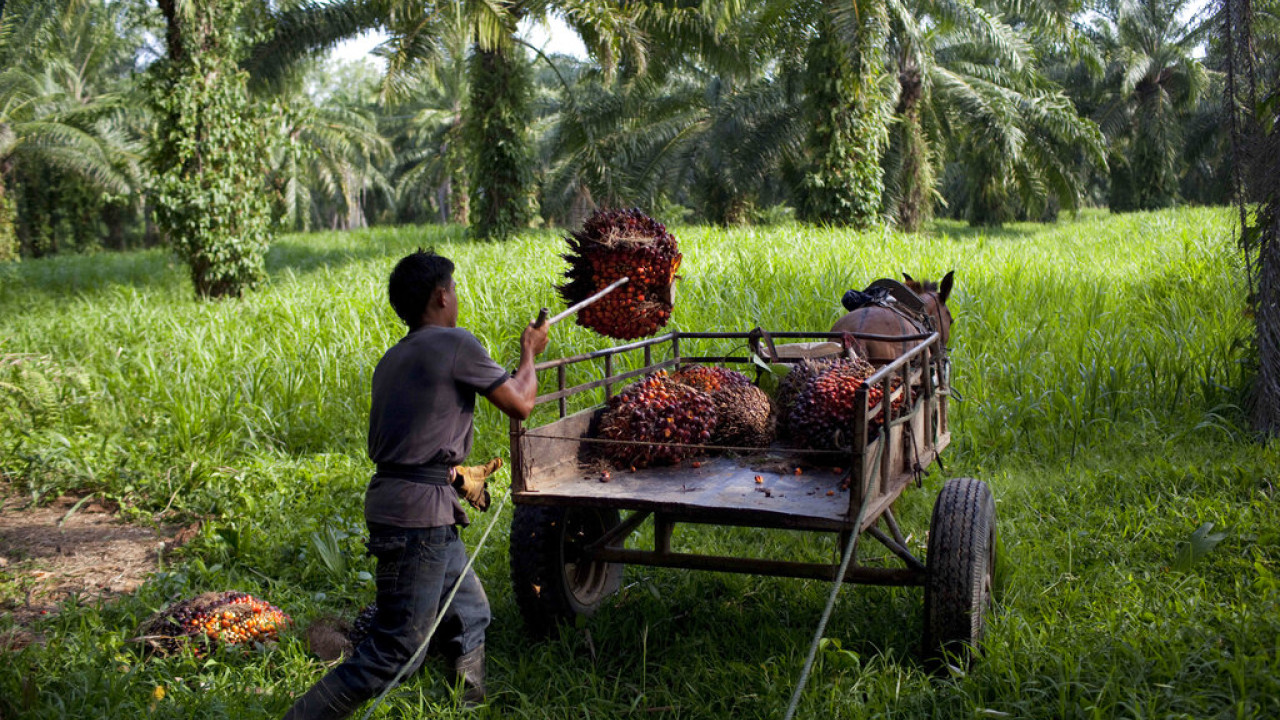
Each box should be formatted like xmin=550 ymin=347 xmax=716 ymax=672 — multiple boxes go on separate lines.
xmin=387 ymin=248 xmax=454 ymax=327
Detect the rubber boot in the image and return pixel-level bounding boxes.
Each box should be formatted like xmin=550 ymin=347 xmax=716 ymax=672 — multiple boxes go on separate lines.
xmin=452 ymin=644 xmax=486 ymax=707
xmin=282 ymin=672 xmax=365 ymax=720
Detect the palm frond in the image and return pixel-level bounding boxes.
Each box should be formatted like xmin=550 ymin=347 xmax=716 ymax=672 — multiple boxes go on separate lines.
xmin=12 ymin=119 xmax=130 ymax=192
xmin=245 ymin=0 xmax=386 ymax=91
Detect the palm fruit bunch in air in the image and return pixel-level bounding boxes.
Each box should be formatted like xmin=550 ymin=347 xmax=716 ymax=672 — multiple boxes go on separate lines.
xmin=787 ymin=357 xmax=901 ymax=450
xmin=598 ymin=370 xmax=715 ymax=468
xmin=671 ymin=365 xmax=774 ymax=447
xmin=558 ymin=208 xmax=682 ymax=339
xmin=137 ymin=591 xmax=292 ymax=656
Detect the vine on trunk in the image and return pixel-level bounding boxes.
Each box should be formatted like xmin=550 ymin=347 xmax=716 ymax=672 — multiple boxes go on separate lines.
xmin=150 ymin=0 xmax=273 ymax=299
xmin=0 ymin=182 xmax=16 ymax=262
xmin=1223 ymin=0 xmax=1280 ymax=435
xmin=465 ymin=45 xmax=535 ymax=241
xmin=799 ymin=5 xmax=891 ymax=229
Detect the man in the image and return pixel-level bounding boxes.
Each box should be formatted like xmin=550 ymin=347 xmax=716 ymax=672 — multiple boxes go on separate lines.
xmin=285 ymin=249 xmax=549 ymax=719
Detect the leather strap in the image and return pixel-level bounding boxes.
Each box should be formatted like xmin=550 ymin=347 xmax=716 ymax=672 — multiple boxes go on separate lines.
xmin=375 ymin=463 xmax=453 ymax=486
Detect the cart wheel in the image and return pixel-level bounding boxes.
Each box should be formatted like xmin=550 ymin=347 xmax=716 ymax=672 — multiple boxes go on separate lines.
xmin=510 ymin=505 xmax=624 ymax=636
xmin=924 ymin=477 xmax=996 ymax=665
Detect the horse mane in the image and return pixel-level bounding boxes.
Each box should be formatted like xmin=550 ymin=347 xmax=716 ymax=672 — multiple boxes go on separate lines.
xmin=902 ymin=271 xmax=953 ymax=304
xmin=903 ymin=278 xmax=938 ymax=295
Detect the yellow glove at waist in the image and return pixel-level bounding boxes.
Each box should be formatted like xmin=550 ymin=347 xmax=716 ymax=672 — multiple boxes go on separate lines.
xmin=452 ymin=457 xmax=501 ymax=512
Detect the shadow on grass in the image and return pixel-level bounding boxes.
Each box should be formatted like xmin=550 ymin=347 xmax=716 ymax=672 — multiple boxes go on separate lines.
xmin=0 ymin=224 xmax=477 ymax=307
xmin=0 ymin=248 xmax=184 ymax=307
xmin=263 ymin=224 xmax=473 ymax=277
xmin=487 ymin=567 xmax=930 ymax=716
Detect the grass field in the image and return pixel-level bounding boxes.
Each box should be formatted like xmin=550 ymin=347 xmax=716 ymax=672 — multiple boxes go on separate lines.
xmin=2 ymin=207 xmax=1278 ymax=718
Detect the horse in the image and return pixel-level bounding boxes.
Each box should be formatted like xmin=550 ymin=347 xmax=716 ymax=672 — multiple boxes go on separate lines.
xmin=831 ymin=271 xmax=954 ymax=365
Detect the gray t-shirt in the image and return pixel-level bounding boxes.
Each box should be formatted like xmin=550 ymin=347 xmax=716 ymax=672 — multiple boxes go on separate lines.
xmin=364 ymin=325 xmax=510 ymax=527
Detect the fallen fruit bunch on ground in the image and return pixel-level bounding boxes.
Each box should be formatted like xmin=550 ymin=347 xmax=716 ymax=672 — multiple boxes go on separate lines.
xmin=558 ymin=208 xmax=681 ymax=340
xmin=137 ymin=591 xmax=292 ymax=656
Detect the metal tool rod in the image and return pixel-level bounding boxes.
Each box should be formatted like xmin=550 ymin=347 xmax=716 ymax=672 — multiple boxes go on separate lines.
xmin=534 ymin=276 xmax=630 ymax=328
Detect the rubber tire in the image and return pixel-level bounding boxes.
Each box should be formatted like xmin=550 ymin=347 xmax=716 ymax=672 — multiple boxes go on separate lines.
xmin=924 ymin=477 xmax=996 ymax=665
xmin=510 ymin=505 xmax=624 ymax=637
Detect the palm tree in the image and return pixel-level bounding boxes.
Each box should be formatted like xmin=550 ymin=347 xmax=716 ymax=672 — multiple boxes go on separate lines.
xmin=271 ymin=99 xmax=392 ymax=231
xmin=1088 ymin=0 xmax=1210 ymax=212
xmin=0 ymin=0 xmax=144 ymax=258
xmin=247 ymin=0 xmax=660 ymax=239
xmin=535 ymin=53 xmax=816 ymax=228
xmin=261 ymin=56 xmax=392 ymax=231
xmin=795 ymin=0 xmax=892 ymax=227
xmin=153 ymin=0 xmax=276 ymax=298
xmin=881 ymin=0 xmax=1106 ymax=229
xmin=383 ymin=18 xmax=472 ymax=225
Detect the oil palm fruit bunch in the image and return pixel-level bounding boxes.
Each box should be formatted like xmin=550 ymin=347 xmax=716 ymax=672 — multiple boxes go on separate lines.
xmin=710 ymin=382 xmax=775 ymax=447
xmin=138 ymin=591 xmax=292 ymax=656
xmin=670 ymin=365 xmax=752 ymax=393
xmin=558 ymin=208 xmax=682 ymax=339
xmin=774 ymin=359 xmax=836 ymax=440
xmin=787 ymin=357 xmax=893 ymax=450
xmin=599 ymin=371 xmax=716 ymax=468
xmin=348 ymin=603 xmax=378 ymax=646
xmin=672 ymin=365 xmax=773 ymax=447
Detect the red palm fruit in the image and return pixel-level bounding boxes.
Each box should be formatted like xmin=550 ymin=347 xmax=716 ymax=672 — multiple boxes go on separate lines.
xmin=599 ymin=372 xmax=716 ymax=468
xmin=557 ymin=208 xmax=682 ymax=340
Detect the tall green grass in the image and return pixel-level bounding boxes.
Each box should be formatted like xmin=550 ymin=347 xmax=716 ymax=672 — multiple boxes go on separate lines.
xmin=2 ymin=207 xmax=1277 ymax=718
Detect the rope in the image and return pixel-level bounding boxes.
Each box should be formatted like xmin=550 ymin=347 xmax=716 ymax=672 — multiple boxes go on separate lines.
xmin=359 ymin=488 xmax=512 ymax=720
xmin=781 ymin=429 xmax=883 ymax=720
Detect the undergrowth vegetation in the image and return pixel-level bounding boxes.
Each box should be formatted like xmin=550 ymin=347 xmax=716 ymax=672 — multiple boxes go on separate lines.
xmin=1 ymin=207 xmax=1277 ymax=718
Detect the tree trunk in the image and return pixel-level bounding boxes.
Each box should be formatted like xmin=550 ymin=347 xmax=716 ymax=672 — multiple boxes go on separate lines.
xmin=890 ymin=58 xmax=931 ymax=233
xmin=798 ymin=2 xmax=891 ymax=228
xmin=567 ymin=184 xmax=596 ymax=231
xmin=466 ymin=42 xmax=533 ymax=240
xmin=1257 ymin=197 xmax=1280 ymax=433
xmin=0 ymin=171 xmax=17 ymax=262
xmin=1224 ymin=0 xmax=1280 ymax=435
xmin=445 ymin=117 xmax=469 ymax=225
xmin=152 ymin=0 xmax=273 ymax=299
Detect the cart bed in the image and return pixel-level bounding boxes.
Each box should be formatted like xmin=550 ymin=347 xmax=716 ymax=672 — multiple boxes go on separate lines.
xmin=516 ymin=449 xmax=857 ymax=529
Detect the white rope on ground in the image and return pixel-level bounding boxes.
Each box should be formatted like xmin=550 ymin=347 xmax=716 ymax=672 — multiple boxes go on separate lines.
xmin=357 ymin=423 xmax=885 ymax=719
xmin=781 ymin=429 xmax=884 ymax=720
xmin=359 ymin=488 xmax=512 ymax=720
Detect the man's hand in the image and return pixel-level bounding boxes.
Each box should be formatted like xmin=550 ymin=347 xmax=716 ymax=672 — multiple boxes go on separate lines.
xmin=453 ymin=458 xmax=502 ymax=512
xmin=486 ymin=318 xmax=550 ymax=421
xmin=522 ymin=320 xmax=550 ymax=357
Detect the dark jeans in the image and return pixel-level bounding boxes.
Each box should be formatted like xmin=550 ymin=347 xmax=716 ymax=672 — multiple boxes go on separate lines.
xmin=291 ymin=524 xmax=490 ymax=717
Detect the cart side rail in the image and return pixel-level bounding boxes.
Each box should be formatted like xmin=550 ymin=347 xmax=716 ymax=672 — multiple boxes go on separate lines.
xmin=511 ymin=329 xmax=950 ymax=510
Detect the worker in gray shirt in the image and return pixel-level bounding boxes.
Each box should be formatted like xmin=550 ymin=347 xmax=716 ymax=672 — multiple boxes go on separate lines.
xmin=285 ymin=249 xmax=549 ymax=719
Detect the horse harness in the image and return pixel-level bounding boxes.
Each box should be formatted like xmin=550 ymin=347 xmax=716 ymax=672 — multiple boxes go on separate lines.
xmin=841 ymin=278 xmax=943 ymax=351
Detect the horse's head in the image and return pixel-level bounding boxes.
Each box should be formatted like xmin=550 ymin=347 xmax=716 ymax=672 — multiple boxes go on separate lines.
xmin=902 ymin=271 xmax=954 ymax=349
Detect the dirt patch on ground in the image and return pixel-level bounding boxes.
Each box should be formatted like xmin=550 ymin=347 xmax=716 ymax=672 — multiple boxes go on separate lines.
xmin=0 ymin=486 xmax=198 ymax=633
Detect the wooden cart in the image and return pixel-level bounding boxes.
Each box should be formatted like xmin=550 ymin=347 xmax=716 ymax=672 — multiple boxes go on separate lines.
xmin=507 ymin=328 xmax=995 ymax=657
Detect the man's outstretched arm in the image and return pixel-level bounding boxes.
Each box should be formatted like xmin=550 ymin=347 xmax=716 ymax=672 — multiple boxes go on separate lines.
xmin=485 ymin=321 xmax=550 ymax=420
